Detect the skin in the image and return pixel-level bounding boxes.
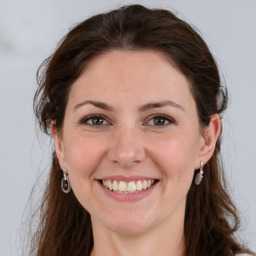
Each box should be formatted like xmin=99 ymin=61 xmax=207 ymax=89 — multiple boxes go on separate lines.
xmin=52 ymin=50 xmax=221 ymax=256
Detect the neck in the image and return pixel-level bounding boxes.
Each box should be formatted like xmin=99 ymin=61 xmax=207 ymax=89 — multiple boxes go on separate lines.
xmin=90 ymin=207 xmax=185 ymax=256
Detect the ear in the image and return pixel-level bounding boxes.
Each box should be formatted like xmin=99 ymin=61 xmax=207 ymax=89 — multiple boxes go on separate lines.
xmin=196 ymin=114 xmax=221 ymax=168
xmin=51 ymin=121 xmax=67 ymax=171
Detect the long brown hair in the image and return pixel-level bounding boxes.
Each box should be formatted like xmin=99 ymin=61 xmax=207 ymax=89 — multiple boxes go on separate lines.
xmin=31 ymin=4 xmax=253 ymax=256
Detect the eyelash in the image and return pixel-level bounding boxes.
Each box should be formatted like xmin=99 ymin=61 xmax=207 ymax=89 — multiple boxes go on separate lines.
xmin=80 ymin=114 xmax=175 ymax=128
xmin=146 ymin=114 xmax=175 ymax=126
xmin=80 ymin=114 xmax=110 ymax=127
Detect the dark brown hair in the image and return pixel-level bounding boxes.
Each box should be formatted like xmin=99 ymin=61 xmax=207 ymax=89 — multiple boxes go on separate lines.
xmin=32 ymin=4 xmax=253 ymax=256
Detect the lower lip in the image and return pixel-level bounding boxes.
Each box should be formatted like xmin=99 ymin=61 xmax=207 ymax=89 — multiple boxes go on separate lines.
xmin=98 ymin=181 xmax=158 ymax=202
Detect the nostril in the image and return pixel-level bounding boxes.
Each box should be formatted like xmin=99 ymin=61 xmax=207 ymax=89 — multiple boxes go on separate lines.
xmin=107 ymin=135 xmax=146 ymax=167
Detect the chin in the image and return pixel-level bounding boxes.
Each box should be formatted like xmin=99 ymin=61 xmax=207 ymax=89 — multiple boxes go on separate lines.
xmin=101 ymin=210 xmax=157 ymax=235
xmin=108 ymin=222 xmax=152 ymax=235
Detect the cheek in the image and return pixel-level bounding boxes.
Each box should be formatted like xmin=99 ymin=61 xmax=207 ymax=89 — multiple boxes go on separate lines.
xmin=64 ymin=134 xmax=105 ymax=179
xmin=149 ymin=132 xmax=199 ymax=181
xmin=63 ymin=134 xmax=107 ymax=211
xmin=149 ymin=134 xmax=199 ymax=212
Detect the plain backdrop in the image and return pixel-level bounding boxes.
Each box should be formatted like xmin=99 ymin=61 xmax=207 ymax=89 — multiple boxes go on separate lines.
xmin=0 ymin=0 xmax=255 ymax=255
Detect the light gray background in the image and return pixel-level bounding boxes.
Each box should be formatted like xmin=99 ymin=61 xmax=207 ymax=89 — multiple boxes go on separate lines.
xmin=0 ymin=0 xmax=255 ymax=255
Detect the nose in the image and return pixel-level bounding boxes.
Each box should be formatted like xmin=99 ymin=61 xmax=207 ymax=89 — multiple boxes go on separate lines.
xmin=108 ymin=126 xmax=146 ymax=168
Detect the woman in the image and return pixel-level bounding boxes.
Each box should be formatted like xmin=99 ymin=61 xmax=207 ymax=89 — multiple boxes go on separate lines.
xmin=31 ymin=4 xmax=254 ymax=256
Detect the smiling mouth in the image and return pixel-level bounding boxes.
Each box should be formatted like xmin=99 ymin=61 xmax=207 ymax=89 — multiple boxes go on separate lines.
xmin=99 ymin=179 xmax=159 ymax=194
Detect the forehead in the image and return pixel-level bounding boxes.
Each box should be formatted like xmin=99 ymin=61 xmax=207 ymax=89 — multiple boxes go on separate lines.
xmin=68 ymin=50 xmax=195 ymax=111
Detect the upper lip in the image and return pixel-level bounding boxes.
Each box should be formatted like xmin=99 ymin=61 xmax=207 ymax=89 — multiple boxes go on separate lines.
xmin=97 ymin=175 xmax=159 ymax=182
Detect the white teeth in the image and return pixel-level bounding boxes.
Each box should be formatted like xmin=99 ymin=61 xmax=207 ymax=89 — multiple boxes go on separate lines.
xmin=102 ymin=179 xmax=156 ymax=193
xmin=127 ymin=181 xmax=136 ymax=192
xmin=113 ymin=180 xmax=118 ymax=191
xmin=136 ymin=180 xmax=143 ymax=191
xmin=108 ymin=180 xmax=113 ymax=190
xmin=142 ymin=180 xmax=148 ymax=190
xmin=119 ymin=181 xmax=127 ymax=192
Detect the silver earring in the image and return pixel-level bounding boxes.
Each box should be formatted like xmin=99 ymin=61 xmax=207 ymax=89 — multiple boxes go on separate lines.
xmin=195 ymin=161 xmax=204 ymax=185
xmin=61 ymin=169 xmax=71 ymax=193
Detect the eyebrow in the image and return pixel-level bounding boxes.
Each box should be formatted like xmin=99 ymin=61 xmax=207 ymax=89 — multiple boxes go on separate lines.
xmin=138 ymin=100 xmax=185 ymax=112
xmin=73 ymin=100 xmax=185 ymax=112
xmin=74 ymin=100 xmax=114 ymax=111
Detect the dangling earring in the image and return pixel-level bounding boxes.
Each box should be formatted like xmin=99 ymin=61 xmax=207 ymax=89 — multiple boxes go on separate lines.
xmin=195 ymin=161 xmax=204 ymax=185
xmin=61 ymin=169 xmax=71 ymax=193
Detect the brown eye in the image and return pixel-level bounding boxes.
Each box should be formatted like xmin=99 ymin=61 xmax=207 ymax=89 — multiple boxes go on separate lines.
xmin=153 ymin=116 xmax=166 ymax=125
xmin=147 ymin=114 xmax=174 ymax=126
xmin=92 ymin=117 xmax=104 ymax=125
xmin=81 ymin=115 xmax=108 ymax=126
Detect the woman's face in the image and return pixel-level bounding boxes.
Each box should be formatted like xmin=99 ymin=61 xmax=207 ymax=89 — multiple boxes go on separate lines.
xmin=53 ymin=50 xmax=210 ymax=234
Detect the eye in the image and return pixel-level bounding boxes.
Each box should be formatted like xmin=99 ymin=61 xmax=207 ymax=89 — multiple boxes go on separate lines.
xmin=80 ymin=114 xmax=109 ymax=126
xmin=146 ymin=114 xmax=175 ymax=126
